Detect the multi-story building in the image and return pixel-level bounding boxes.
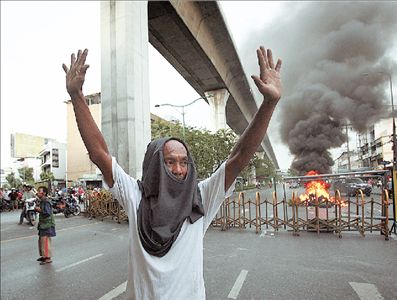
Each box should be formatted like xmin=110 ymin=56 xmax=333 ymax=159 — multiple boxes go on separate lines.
xmin=332 ymin=117 xmax=393 ymax=173
xmin=333 ymin=150 xmax=363 ymax=173
xmin=358 ymin=117 xmax=393 ymax=169
xmin=9 ymin=132 xmax=58 ymax=182
xmin=65 ymin=93 xmax=102 ymax=187
xmin=38 ymin=140 xmax=66 ymax=181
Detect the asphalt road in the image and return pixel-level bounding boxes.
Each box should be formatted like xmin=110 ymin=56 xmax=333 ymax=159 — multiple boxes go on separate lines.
xmin=1 ymin=208 xmax=397 ymax=300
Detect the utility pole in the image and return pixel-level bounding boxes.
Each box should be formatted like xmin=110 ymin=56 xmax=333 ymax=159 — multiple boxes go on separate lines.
xmin=344 ymin=124 xmax=352 ymax=171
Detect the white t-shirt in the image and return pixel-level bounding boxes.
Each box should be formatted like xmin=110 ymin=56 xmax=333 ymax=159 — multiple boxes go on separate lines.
xmin=104 ymin=157 xmax=235 ymax=300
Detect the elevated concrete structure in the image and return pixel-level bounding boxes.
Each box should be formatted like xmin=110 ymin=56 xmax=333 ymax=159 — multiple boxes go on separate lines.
xmin=101 ymin=1 xmax=279 ymax=177
xmin=148 ymin=1 xmax=278 ymax=168
xmin=205 ymin=89 xmax=230 ymax=132
xmin=101 ymin=1 xmax=151 ymax=179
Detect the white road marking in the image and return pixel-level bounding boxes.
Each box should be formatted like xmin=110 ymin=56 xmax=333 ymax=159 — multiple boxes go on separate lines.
xmin=349 ymin=282 xmax=384 ymax=300
xmin=1 ymin=222 xmax=100 ymax=244
xmin=98 ymin=281 xmax=127 ymax=300
xmin=228 ymin=269 xmax=248 ymax=299
xmin=56 ymin=253 xmax=103 ymax=272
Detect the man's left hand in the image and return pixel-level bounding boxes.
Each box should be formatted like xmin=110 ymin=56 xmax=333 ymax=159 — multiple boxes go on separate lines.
xmin=251 ymin=46 xmax=282 ymax=103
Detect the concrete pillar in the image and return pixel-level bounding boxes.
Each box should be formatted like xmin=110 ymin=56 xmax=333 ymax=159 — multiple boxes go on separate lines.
xmin=101 ymin=1 xmax=151 ymax=179
xmin=205 ymin=88 xmax=230 ymax=133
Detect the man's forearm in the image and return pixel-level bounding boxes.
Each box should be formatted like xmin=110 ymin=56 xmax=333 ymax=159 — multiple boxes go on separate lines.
xmin=70 ymin=91 xmax=110 ymax=166
xmin=227 ymin=98 xmax=278 ymax=183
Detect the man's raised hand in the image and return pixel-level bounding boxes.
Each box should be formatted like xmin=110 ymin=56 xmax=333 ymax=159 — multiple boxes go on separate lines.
xmin=251 ymin=46 xmax=282 ymax=103
xmin=62 ymin=49 xmax=89 ymax=97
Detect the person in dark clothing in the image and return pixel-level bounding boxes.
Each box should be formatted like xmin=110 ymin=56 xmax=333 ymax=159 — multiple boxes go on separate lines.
xmin=35 ymin=186 xmax=56 ymax=265
xmin=8 ymin=189 xmax=18 ymax=211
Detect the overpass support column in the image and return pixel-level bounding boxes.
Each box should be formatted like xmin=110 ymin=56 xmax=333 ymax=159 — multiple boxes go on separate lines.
xmin=205 ymin=89 xmax=230 ymax=133
xmin=100 ymin=1 xmax=151 ymax=179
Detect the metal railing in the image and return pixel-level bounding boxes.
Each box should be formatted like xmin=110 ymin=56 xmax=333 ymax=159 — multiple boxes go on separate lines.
xmin=211 ymin=188 xmax=390 ymax=240
xmin=82 ymin=187 xmax=391 ymax=240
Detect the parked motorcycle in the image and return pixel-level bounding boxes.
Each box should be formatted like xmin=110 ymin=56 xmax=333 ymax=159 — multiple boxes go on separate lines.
xmin=51 ymin=196 xmax=67 ymax=215
xmin=51 ymin=195 xmax=81 ymax=218
xmin=22 ymin=198 xmax=37 ymax=226
xmin=64 ymin=196 xmax=81 ymax=218
xmin=0 ymin=199 xmax=13 ymax=212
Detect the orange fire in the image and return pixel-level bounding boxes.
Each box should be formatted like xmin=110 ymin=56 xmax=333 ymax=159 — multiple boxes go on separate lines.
xmin=299 ymin=170 xmax=334 ymax=203
xmin=299 ymin=170 xmax=347 ymax=206
xmin=297 ymin=171 xmax=347 ymax=207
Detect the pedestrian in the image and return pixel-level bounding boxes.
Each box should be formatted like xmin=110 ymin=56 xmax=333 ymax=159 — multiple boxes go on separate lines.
xmin=77 ymin=185 xmax=85 ymax=204
xmin=8 ymin=188 xmax=18 ymax=211
xmin=35 ymin=186 xmax=56 ymax=265
xmin=19 ymin=184 xmax=36 ymax=225
xmin=63 ymin=45 xmax=282 ymax=299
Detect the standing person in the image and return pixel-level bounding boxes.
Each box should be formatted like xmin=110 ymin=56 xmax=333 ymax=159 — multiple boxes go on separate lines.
xmin=63 ymin=46 xmax=282 ymax=299
xmin=19 ymin=185 xmax=36 ymax=225
xmin=77 ymin=185 xmax=85 ymax=204
xmin=8 ymin=189 xmax=18 ymax=211
xmin=35 ymin=186 xmax=56 ymax=265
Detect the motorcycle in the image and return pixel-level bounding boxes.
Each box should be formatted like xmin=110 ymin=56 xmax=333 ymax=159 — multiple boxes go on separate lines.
xmin=51 ymin=196 xmax=67 ymax=215
xmin=64 ymin=195 xmax=81 ymax=218
xmin=51 ymin=195 xmax=81 ymax=218
xmin=22 ymin=198 xmax=37 ymax=226
xmin=0 ymin=199 xmax=13 ymax=212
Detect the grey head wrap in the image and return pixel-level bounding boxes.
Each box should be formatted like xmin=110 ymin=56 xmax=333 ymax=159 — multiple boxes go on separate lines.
xmin=137 ymin=137 xmax=204 ymax=257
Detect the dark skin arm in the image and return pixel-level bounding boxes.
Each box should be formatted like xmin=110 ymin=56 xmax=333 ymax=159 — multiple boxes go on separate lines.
xmin=62 ymin=50 xmax=114 ymax=187
xmin=225 ymin=46 xmax=282 ymax=191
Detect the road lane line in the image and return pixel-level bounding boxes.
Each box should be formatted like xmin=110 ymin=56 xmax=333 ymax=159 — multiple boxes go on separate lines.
xmin=56 ymin=253 xmax=103 ymax=272
xmin=228 ymin=269 xmax=248 ymax=299
xmin=349 ymin=282 xmax=384 ymax=300
xmin=98 ymin=281 xmax=127 ymax=300
xmin=1 ymin=222 xmax=100 ymax=244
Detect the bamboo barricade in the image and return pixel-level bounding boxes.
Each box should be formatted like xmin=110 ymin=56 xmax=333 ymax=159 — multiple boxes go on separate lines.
xmin=82 ymin=188 xmax=390 ymax=240
xmin=85 ymin=190 xmax=128 ymax=223
xmin=212 ymin=188 xmax=390 ymax=240
xmin=254 ymin=192 xmax=271 ymax=232
xmin=239 ymin=192 xmax=257 ymax=229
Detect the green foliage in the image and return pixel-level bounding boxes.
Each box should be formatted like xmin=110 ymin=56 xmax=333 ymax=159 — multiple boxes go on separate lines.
xmin=17 ymin=167 xmax=34 ymax=184
xmin=288 ymin=168 xmax=299 ymax=176
xmin=2 ymin=183 xmax=11 ymax=189
xmin=40 ymin=170 xmax=55 ymax=181
xmin=6 ymin=172 xmax=22 ymax=188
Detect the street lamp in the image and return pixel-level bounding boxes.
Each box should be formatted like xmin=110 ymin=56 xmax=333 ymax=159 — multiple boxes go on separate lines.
xmin=154 ymin=96 xmax=212 ymax=141
xmin=363 ymin=71 xmax=396 ymax=233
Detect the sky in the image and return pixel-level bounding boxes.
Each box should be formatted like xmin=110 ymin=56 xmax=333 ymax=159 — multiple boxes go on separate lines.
xmin=1 ymin=1 xmax=289 ymax=169
xmin=2 ymin=1 xmax=396 ymax=172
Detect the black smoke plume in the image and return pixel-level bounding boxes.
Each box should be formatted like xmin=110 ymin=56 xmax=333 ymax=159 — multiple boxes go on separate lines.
xmin=238 ymin=2 xmax=397 ymax=174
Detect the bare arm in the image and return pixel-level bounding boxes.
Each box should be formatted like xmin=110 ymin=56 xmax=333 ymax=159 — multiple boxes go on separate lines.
xmin=62 ymin=49 xmax=114 ymax=187
xmin=225 ymin=46 xmax=282 ymax=191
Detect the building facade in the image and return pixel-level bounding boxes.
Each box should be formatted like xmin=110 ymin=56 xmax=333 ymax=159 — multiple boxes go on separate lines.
xmin=358 ymin=117 xmax=393 ymax=170
xmin=65 ymin=93 xmax=102 ymax=186
xmin=333 ymin=117 xmax=393 ymax=173
xmin=38 ymin=140 xmax=66 ymax=181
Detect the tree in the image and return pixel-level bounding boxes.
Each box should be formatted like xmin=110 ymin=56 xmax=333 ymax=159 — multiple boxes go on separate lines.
xmin=40 ymin=170 xmax=55 ymax=181
xmin=6 ymin=172 xmax=22 ymax=188
xmin=17 ymin=167 xmax=34 ymax=184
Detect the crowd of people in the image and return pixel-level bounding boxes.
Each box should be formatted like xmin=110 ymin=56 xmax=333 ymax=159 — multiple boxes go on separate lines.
xmin=0 ymin=184 xmax=101 ymax=212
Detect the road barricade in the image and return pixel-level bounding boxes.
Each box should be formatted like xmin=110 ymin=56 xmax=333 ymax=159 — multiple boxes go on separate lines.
xmin=211 ymin=189 xmax=390 ymax=240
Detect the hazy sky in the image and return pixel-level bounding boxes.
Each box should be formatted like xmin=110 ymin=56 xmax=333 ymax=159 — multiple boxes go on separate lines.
xmin=2 ymin=1 xmax=394 ymax=172
xmin=1 ymin=1 xmax=290 ymax=169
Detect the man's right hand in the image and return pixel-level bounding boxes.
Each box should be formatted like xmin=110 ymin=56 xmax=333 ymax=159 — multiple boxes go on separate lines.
xmin=61 ymin=49 xmax=114 ymax=188
xmin=62 ymin=49 xmax=90 ymax=97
